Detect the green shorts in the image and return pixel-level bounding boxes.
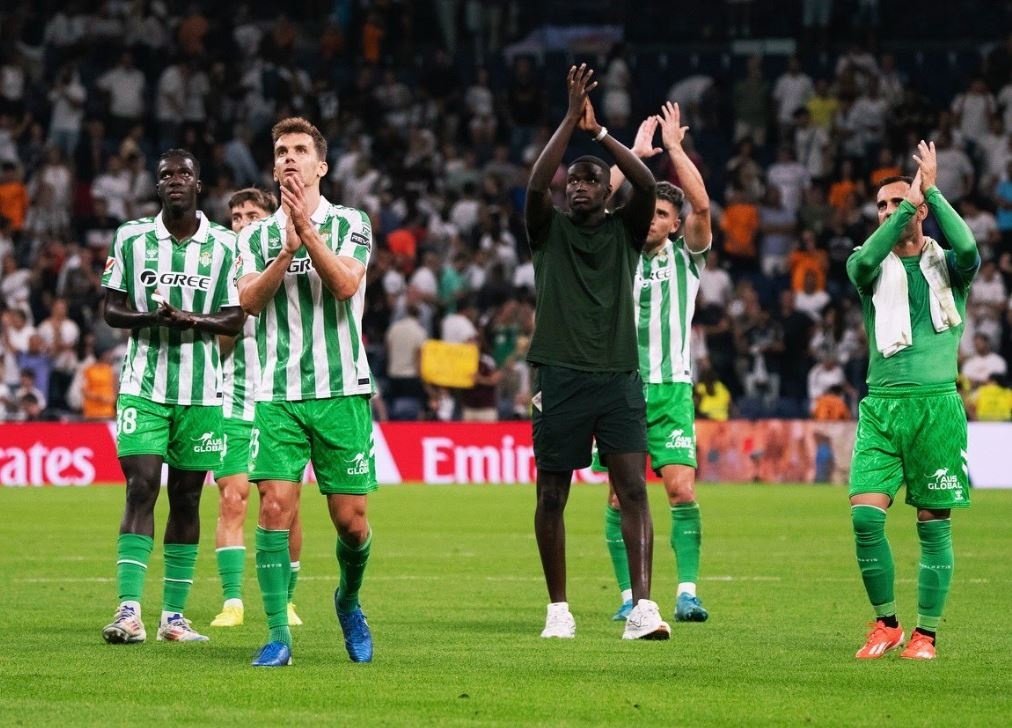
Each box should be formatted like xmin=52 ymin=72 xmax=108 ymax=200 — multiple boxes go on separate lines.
xmin=532 ymin=365 xmax=646 ymax=472
xmin=591 ymin=382 xmax=696 ymax=473
xmin=214 ymin=417 xmax=254 ymax=480
xmin=249 ymin=396 xmax=377 ymax=496
xmin=849 ymin=384 xmax=970 ymax=509
xmin=116 ymin=394 xmax=225 ymax=471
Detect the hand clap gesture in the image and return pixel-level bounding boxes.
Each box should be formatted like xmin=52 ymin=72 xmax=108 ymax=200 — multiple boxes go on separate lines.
xmin=565 ymin=64 xmax=598 ymax=121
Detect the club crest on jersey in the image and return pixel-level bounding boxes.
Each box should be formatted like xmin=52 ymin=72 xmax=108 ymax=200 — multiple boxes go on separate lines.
xmin=140 ymin=269 xmax=211 ymax=291
xmin=927 ymin=468 xmax=960 ymax=491
xmin=192 ymin=431 xmax=225 ymax=454
xmin=199 ymin=251 xmax=212 ymax=268
xmin=665 ymin=428 xmax=694 ymax=450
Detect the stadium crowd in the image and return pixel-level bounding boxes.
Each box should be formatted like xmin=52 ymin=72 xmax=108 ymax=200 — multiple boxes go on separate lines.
xmin=0 ymin=1 xmax=1011 ymax=424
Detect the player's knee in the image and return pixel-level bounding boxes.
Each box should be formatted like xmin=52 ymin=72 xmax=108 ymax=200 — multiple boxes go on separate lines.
xmin=614 ymin=483 xmax=648 ymax=509
xmin=220 ymin=488 xmax=248 ymax=523
xmin=259 ymin=496 xmax=293 ymax=529
xmin=538 ymin=487 xmax=568 ymax=513
xmin=124 ymin=479 xmax=159 ymax=513
xmin=851 ymin=504 xmax=887 ymax=543
xmin=669 ymin=481 xmax=696 ymax=505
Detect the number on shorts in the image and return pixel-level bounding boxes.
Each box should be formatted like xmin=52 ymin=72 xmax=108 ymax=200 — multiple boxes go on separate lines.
xmin=118 ymin=407 xmax=138 ymax=435
xmin=249 ymin=428 xmax=261 ymax=459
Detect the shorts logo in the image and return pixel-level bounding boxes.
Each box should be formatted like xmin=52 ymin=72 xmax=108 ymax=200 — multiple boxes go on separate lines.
xmin=346 ymin=452 xmax=370 ymax=476
xmin=192 ymin=431 xmax=225 ymax=454
xmin=666 ymin=428 xmax=694 ymax=450
xmin=927 ymin=468 xmax=961 ymax=492
xmin=139 ymin=269 xmax=211 ymax=291
xmin=531 ymin=392 xmax=543 ymax=412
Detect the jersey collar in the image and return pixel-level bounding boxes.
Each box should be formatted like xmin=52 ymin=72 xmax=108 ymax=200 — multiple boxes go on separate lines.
xmin=154 ymin=210 xmax=210 ymax=244
xmin=274 ymin=195 xmax=331 ymax=228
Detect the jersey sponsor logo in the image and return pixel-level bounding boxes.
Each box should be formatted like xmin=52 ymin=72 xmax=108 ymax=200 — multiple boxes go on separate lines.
xmin=267 ymin=257 xmax=315 ymax=275
xmin=350 ymin=231 xmax=371 ymax=250
xmin=139 ymin=269 xmax=212 ymax=291
xmin=637 ymin=266 xmax=674 ymax=287
xmin=192 ymin=431 xmax=225 ymax=454
xmin=665 ymin=428 xmax=694 ymax=450
xmin=267 ymin=232 xmax=282 ymax=250
xmin=346 ymin=452 xmax=370 ymax=476
xmin=927 ymin=468 xmax=961 ymax=492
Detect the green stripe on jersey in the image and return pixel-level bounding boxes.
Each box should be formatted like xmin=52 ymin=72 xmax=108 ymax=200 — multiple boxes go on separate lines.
xmin=101 ymin=212 xmax=239 ymax=405
xmin=236 ymin=196 xmax=374 ymax=402
xmin=634 ymin=236 xmax=706 ymax=385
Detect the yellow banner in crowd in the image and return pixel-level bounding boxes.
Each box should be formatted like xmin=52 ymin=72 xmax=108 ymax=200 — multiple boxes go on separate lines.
xmin=420 ymin=341 xmax=479 ymax=389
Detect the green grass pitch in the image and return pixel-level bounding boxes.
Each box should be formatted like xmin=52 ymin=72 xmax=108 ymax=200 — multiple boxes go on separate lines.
xmin=1 ymin=484 xmax=1010 ymax=726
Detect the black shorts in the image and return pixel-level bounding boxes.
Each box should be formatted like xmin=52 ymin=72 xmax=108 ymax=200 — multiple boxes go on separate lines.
xmin=531 ymin=365 xmax=647 ymax=471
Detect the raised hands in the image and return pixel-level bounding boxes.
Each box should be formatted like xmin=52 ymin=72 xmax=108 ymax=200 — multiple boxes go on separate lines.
xmin=631 ymin=116 xmax=663 ymax=159
xmin=905 ymin=167 xmax=924 ymax=208
xmin=912 ymin=139 xmax=937 ymax=192
xmin=565 ymin=64 xmax=598 ymax=121
xmin=658 ymin=101 xmax=690 ymax=152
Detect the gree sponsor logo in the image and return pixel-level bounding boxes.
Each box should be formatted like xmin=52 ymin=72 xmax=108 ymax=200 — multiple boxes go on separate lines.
xmin=267 ymin=257 xmax=315 ymax=275
xmin=139 ymin=269 xmax=211 ymax=291
xmin=192 ymin=431 xmax=225 ymax=454
xmin=638 ymin=267 xmax=673 ymax=287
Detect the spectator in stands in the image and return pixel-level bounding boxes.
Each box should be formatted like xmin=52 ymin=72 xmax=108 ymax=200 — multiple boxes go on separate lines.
xmin=91 ymin=155 xmax=132 ymax=222
xmin=699 ymin=249 xmax=734 ymax=308
xmin=695 ymin=362 xmax=731 ymax=421
xmin=789 ymin=228 xmax=829 ymax=293
xmin=14 ymin=366 xmax=46 ymax=412
xmin=733 ymin=55 xmax=770 ymax=146
xmin=969 ymin=373 xmax=1012 ymax=421
xmin=758 ymin=185 xmax=796 ymax=278
xmin=0 ymin=162 xmax=28 ymax=237
xmin=461 ymin=336 xmax=502 ymax=422
xmin=794 ymin=108 xmax=830 ymax=183
xmin=807 ymin=352 xmax=848 ymax=411
xmin=773 ymin=56 xmax=814 ymax=139
xmin=951 ymin=77 xmax=997 ymax=150
xmin=795 ymin=268 xmax=831 ymax=321
xmin=66 ymin=333 xmax=116 ymax=420
xmin=933 ymin=132 xmax=974 ymax=202
xmin=812 ymin=383 xmax=852 ymax=420
xmin=962 ymin=333 xmax=1008 ymax=387
xmin=742 ymin=307 xmax=784 ymax=404
xmin=806 ymin=78 xmax=838 ymax=132
xmin=95 ymin=51 xmax=145 ymax=139
xmin=385 ymin=303 xmax=429 ymax=420
xmin=37 ymin=297 xmax=78 ymax=410
xmin=602 ymin=43 xmax=632 ymax=130
xmin=719 ymin=188 xmax=760 ymax=274
xmin=767 ymin=145 xmax=810 ymax=216
xmin=960 ymin=198 xmax=1001 ymax=262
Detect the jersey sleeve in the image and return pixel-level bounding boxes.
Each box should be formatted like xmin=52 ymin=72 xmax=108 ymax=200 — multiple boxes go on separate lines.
xmin=221 ymin=235 xmax=241 ymax=308
xmin=334 ymin=207 xmax=372 ymax=267
xmin=101 ymin=225 xmax=129 ymax=292
xmin=236 ymin=223 xmax=265 ymax=279
xmin=526 ymin=207 xmax=559 ymax=252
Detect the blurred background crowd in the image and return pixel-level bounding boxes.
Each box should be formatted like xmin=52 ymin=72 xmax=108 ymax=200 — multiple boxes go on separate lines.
xmin=1 ymin=0 xmax=1011 ymax=424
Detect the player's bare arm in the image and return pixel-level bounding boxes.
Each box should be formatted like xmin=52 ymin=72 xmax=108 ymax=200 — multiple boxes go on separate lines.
xmin=281 ymin=173 xmax=365 ymax=300
xmin=658 ymin=102 xmax=712 ymax=253
xmin=526 ymin=64 xmax=598 ymax=237
xmin=237 ymin=219 xmax=300 ymax=315
xmin=104 ymin=289 xmax=193 ymax=330
xmin=185 ymin=305 xmax=244 ymax=337
xmin=608 ymin=116 xmax=662 ymax=194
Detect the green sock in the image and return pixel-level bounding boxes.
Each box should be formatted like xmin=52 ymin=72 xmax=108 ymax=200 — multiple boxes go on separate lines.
xmin=851 ymin=505 xmax=896 ymax=618
xmin=256 ymin=527 xmax=292 ymax=647
xmin=116 ymin=533 xmax=154 ymax=602
xmin=916 ymin=519 xmax=953 ymax=632
xmin=216 ymin=546 xmax=245 ymax=602
xmin=288 ymin=561 xmax=300 ymax=603
xmin=162 ymin=543 xmax=198 ymax=613
xmin=336 ymin=532 xmax=372 ymax=614
xmin=671 ymin=503 xmax=702 ymax=585
xmin=604 ymin=505 xmax=631 ymax=594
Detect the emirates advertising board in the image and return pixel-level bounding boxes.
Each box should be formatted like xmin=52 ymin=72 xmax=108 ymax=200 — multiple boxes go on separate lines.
xmin=0 ymin=421 xmax=1009 ymax=488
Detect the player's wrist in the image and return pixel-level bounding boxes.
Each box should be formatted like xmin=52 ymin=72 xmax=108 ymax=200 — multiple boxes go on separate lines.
xmin=592 ymin=126 xmax=608 ymax=142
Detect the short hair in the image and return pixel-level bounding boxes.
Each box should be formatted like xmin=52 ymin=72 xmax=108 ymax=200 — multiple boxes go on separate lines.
xmin=655 ymin=181 xmax=685 ymax=214
xmin=158 ymin=148 xmax=201 ymax=178
xmin=568 ymin=155 xmax=610 ymax=180
xmin=228 ymin=187 xmax=277 ymax=213
xmin=271 ymin=117 xmax=327 ymax=160
xmin=875 ymin=175 xmax=914 ymax=194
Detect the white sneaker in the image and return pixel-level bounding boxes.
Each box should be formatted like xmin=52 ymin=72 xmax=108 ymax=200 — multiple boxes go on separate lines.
xmin=622 ymin=599 xmax=671 ymax=640
xmin=102 ymin=603 xmax=146 ymax=644
xmin=157 ymin=613 xmax=210 ymax=642
xmin=540 ymin=602 xmax=576 ymax=639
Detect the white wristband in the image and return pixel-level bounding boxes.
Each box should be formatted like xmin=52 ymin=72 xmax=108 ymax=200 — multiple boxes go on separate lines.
xmin=594 ymin=126 xmax=609 ymax=142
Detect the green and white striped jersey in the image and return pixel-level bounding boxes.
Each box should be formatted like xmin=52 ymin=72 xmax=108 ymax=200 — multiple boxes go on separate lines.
xmin=635 ymin=236 xmax=708 ymax=384
xmin=101 ymin=211 xmax=240 ymax=405
xmin=221 ymin=314 xmax=259 ymax=421
xmin=236 ymin=196 xmax=373 ymax=402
